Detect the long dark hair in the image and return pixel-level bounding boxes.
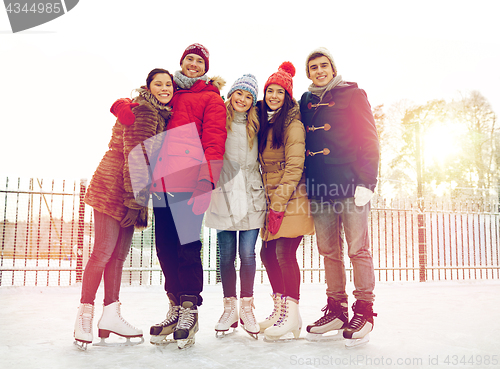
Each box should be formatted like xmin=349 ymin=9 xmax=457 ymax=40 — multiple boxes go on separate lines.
xmin=258 ymin=91 xmax=295 ymax=154
xmin=146 ymin=68 xmax=173 ymax=89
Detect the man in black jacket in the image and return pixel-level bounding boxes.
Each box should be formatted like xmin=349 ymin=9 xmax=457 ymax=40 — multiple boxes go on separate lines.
xmin=299 ymin=47 xmax=380 ymax=347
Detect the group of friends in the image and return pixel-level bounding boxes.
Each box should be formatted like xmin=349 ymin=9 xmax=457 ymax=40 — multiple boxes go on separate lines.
xmin=73 ymin=43 xmax=380 ymax=350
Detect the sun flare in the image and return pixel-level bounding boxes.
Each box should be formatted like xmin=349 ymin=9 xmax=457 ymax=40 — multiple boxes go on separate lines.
xmin=422 ymin=122 xmax=462 ymax=165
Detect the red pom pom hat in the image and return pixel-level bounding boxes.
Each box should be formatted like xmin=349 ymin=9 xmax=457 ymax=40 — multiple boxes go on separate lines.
xmin=264 ymin=61 xmax=296 ymax=99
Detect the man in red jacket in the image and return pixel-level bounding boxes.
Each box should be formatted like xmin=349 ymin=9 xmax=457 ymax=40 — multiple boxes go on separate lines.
xmin=112 ymin=43 xmax=226 ymax=348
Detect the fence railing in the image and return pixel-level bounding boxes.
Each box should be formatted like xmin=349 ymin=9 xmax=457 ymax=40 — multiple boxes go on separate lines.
xmin=1 ymin=177 xmax=499 ymax=286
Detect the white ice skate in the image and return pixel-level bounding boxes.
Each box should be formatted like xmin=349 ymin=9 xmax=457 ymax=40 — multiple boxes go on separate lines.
xmin=215 ymin=296 xmax=238 ymax=338
xmin=239 ymin=296 xmax=259 ymax=340
xmin=258 ymin=293 xmax=282 ymax=333
xmin=263 ymin=297 xmax=302 ymax=342
xmin=174 ymin=295 xmax=198 ymax=349
xmin=74 ymin=303 xmax=94 ymax=350
xmin=150 ymin=294 xmax=179 ymax=345
xmin=94 ymin=301 xmax=144 ymax=347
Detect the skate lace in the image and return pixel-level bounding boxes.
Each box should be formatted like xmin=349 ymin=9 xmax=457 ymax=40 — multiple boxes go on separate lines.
xmin=116 ymin=303 xmax=140 ymax=330
xmin=313 ymin=303 xmax=339 ymax=325
xmin=241 ymin=299 xmax=257 ymax=326
xmin=177 ymin=306 xmax=197 ymax=330
xmin=265 ymin=294 xmax=281 ymax=320
xmin=218 ymin=298 xmax=236 ymax=323
xmin=348 ymin=313 xmax=365 ymax=330
xmin=274 ymin=297 xmax=288 ymax=327
xmin=80 ymin=304 xmax=93 ymax=333
xmin=160 ymin=305 xmax=180 ymax=326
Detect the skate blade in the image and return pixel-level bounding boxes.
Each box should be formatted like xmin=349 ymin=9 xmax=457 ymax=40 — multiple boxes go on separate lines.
xmin=305 ymin=330 xmax=344 ymax=342
xmin=243 ymin=329 xmax=259 ymax=340
xmin=93 ymin=336 xmax=145 ymax=347
xmin=215 ymin=328 xmax=237 ymax=338
xmin=177 ymin=337 xmax=195 ymax=349
xmin=150 ymin=336 xmax=176 ymax=345
xmin=73 ymin=340 xmax=90 ymax=351
xmin=263 ymin=330 xmax=303 ymax=342
xmin=345 ymin=334 xmax=370 ymax=348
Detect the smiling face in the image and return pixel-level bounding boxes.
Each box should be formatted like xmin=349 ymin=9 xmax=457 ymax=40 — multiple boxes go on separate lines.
xmin=307 ymin=55 xmax=335 ymax=87
xmin=265 ymin=84 xmax=285 ymax=111
xmin=230 ymin=89 xmax=254 ymax=113
xmin=181 ymin=53 xmax=206 ymax=78
xmin=148 ymin=73 xmax=174 ymax=104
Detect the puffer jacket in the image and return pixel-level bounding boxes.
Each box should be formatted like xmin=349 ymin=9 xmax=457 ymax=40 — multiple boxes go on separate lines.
xmin=205 ymin=111 xmax=266 ymax=231
xmin=258 ymin=100 xmax=315 ymax=241
xmin=85 ymin=90 xmax=171 ymax=229
xmin=150 ymin=76 xmax=227 ymax=193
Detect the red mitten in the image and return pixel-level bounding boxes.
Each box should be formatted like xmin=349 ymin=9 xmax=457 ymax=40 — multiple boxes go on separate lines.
xmin=268 ymin=209 xmax=285 ymax=235
xmin=110 ymin=98 xmax=139 ymax=126
xmin=187 ymin=180 xmax=213 ymax=215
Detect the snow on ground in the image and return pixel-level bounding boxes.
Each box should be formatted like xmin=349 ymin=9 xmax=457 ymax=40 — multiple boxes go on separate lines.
xmin=1 ymin=280 xmax=499 ymax=369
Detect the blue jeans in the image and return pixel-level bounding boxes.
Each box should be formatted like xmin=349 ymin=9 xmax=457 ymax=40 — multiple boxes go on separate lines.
xmin=80 ymin=210 xmax=134 ymax=305
xmin=217 ymin=229 xmax=259 ymax=298
xmin=310 ymin=197 xmax=375 ymax=302
xmin=260 ymin=236 xmax=303 ymax=301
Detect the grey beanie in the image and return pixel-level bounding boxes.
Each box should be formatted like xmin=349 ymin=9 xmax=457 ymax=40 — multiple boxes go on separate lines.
xmin=305 ymin=47 xmax=337 ymax=77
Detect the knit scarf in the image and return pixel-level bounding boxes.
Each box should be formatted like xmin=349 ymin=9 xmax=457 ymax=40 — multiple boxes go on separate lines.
xmin=134 ymin=87 xmax=172 ymax=112
xmin=267 ymin=109 xmax=278 ymax=123
xmin=232 ymin=111 xmax=247 ymax=125
xmin=174 ymin=70 xmax=209 ymax=90
xmin=308 ymin=74 xmax=344 ymax=102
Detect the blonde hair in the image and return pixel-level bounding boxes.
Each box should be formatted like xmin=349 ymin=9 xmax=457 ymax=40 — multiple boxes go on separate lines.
xmin=225 ymin=97 xmax=260 ymax=150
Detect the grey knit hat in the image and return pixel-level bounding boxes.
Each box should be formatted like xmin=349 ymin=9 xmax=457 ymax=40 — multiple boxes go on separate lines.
xmin=305 ymin=47 xmax=337 ymax=77
xmin=227 ymin=73 xmax=258 ymax=106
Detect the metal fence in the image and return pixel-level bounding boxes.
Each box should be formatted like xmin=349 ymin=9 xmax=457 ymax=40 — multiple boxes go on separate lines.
xmin=1 ymin=177 xmax=499 ymax=286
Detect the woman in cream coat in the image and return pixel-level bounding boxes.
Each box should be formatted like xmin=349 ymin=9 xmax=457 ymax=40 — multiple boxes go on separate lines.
xmin=205 ymin=74 xmax=266 ymax=339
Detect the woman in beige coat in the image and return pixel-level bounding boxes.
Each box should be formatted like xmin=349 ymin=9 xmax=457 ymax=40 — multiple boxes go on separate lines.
xmin=257 ymin=62 xmax=314 ymax=341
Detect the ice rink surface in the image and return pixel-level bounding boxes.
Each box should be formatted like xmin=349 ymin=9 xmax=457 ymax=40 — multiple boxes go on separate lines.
xmin=1 ymin=280 xmax=499 ymax=369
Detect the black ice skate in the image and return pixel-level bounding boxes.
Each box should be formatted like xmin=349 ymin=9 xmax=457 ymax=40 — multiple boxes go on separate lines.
xmin=305 ymin=297 xmax=348 ymax=342
xmin=173 ymin=295 xmax=199 ymax=349
xmin=343 ymin=300 xmax=377 ymax=348
xmin=150 ymin=293 xmax=180 ymax=345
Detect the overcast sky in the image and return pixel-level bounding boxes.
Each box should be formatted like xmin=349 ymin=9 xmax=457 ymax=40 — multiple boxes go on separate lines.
xmin=1 ymin=0 xmax=499 ymax=182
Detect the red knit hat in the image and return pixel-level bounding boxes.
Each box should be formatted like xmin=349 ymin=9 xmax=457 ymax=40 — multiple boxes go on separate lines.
xmin=180 ymin=43 xmax=210 ymax=73
xmin=264 ymin=61 xmax=296 ymax=99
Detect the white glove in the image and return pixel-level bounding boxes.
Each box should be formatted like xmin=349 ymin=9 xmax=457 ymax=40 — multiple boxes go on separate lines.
xmin=354 ymin=186 xmax=374 ymax=207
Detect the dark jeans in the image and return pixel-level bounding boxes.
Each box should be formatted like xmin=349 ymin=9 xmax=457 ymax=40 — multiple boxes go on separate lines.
xmin=153 ymin=192 xmax=204 ymax=306
xmin=260 ymin=236 xmax=303 ymax=301
xmin=217 ymin=229 xmax=259 ymax=298
xmin=80 ymin=210 xmax=134 ymax=305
